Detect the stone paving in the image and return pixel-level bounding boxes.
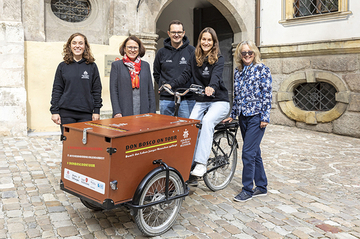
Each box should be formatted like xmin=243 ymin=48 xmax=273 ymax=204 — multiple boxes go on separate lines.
xmin=0 ymin=124 xmax=360 ymax=239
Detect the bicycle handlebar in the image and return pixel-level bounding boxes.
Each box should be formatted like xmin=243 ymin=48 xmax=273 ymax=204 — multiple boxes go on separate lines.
xmin=159 ymin=84 xmax=215 ymax=98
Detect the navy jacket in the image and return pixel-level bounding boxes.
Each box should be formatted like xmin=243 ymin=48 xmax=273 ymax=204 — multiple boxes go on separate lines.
xmin=110 ymin=59 xmax=156 ymax=117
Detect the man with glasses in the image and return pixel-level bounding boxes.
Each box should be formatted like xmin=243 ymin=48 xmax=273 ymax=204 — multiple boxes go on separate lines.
xmin=153 ymin=20 xmax=195 ymax=118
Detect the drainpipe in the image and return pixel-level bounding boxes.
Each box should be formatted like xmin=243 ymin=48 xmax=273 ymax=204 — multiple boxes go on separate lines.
xmin=255 ymin=0 xmax=261 ymax=47
xmin=137 ymin=0 xmax=142 ymax=12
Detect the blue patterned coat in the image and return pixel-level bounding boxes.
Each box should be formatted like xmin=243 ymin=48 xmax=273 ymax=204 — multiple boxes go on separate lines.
xmin=230 ymin=63 xmax=272 ymax=123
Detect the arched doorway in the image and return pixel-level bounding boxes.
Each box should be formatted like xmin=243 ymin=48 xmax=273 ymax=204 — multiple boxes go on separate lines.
xmin=155 ymin=0 xmax=236 ymax=110
xmin=194 ymin=6 xmax=234 ymax=103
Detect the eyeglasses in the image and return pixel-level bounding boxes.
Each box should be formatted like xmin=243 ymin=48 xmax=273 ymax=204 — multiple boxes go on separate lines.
xmin=169 ymin=31 xmax=184 ymax=35
xmin=126 ymin=46 xmax=139 ymax=51
xmin=241 ymin=51 xmax=254 ymax=57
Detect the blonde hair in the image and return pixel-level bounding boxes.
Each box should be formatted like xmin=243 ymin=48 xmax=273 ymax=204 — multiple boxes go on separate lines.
xmin=234 ymin=40 xmax=262 ymax=70
xmin=195 ymin=27 xmax=220 ymax=67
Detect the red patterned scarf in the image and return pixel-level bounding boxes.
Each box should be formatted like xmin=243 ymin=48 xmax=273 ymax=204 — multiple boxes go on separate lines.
xmin=123 ymin=55 xmax=141 ymax=89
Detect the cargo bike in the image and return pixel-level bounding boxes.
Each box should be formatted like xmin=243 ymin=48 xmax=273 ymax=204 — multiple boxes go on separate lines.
xmin=60 ymin=113 xmax=201 ymax=236
xmin=60 ymin=87 xmax=239 ymax=237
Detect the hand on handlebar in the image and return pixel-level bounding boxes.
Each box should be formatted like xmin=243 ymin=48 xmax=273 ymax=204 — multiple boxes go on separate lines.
xmin=222 ymin=117 xmax=233 ymax=123
xmin=205 ymin=86 xmax=215 ymax=97
xmin=163 ymin=84 xmax=171 ymax=89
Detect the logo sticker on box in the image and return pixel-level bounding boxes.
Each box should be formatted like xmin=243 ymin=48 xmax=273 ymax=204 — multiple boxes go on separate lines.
xmin=64 ymin=168 xmax=105 ymax=194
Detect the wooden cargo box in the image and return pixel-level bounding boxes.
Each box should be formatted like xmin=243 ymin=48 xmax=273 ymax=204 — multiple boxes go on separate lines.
xmin=60 ymin=113 xmax=200 ymax=208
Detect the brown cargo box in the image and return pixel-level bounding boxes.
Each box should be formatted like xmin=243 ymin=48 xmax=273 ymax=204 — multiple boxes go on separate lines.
xmin=60 ymin=113 xmax=200 ymax=207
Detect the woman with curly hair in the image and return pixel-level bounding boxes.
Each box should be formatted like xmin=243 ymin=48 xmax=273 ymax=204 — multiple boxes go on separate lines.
xmin=50 ymin=33 xmax=102 ymax=134
xmin=164 ymin=27 xmax=230 ymax=178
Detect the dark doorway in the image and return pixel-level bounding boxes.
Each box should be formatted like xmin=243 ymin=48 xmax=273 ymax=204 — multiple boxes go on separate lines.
xmin=194 ymin=6 xmax=234 ymax=104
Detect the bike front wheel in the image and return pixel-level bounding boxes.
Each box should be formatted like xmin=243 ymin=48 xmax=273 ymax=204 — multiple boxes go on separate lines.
xmin=135 ymin=170 xmax=184 ymax=237
xmin=204 ymin=131 xmax=237 ymax=191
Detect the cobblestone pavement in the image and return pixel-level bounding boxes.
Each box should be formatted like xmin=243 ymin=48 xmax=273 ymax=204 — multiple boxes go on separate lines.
xmin=1 ymin=124 xmax=360 ymax=239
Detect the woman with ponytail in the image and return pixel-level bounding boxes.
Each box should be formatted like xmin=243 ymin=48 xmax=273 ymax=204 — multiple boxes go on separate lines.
xmin=164 ymin=27 xmax=230 ymax=177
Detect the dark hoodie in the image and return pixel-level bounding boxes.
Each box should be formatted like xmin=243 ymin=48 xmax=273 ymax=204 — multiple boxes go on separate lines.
xmin=153 ymin=35 xmax=195 ymax=100
xmin=170 ymin=54 xmax=229 ymax=103
xmin=50 ymin=59 xmax=102 ymax=114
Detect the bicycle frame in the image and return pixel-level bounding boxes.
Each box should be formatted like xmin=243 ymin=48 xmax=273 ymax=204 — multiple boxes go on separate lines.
xmin=207 ymin=121 xmax=239 ymax=174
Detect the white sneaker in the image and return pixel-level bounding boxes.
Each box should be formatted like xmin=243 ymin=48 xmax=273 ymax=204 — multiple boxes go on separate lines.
xmin=190 ymin=164 xmax=207 ymax=177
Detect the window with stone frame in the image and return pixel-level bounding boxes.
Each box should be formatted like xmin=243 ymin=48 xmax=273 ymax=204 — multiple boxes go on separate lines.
xmin=51 ymin=0 xmax=91 ymax=23
xmin=277 ymin=70 xmax=349 ymax=125
xmin=281 ymin=0 xmax=350 ymax=25
xmin=293 ymin=82 xmax=337 ymax=111
xmin=294 ymin=0 xmax=338 ymax=18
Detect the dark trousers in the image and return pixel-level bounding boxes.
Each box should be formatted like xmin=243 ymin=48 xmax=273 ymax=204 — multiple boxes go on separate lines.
xmin=239 ymin=113 xmax=267 ymax=195
xmin=59 ymin=109 xmax=92 ymax=135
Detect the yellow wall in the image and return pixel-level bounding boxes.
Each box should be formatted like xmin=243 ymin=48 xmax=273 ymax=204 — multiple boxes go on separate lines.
xmin=25 ymin=36 xmax=126 ymax=133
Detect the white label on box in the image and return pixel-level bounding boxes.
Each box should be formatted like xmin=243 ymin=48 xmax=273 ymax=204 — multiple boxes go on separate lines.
xmin=64 ymin=168 xmax=105 ymax=194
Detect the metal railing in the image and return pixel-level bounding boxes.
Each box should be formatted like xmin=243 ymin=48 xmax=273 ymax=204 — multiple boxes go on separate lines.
xmin=51 ymin=0 xmax=91 ymax=22
xmin=293 ymin=82 xmax=337 ymax=111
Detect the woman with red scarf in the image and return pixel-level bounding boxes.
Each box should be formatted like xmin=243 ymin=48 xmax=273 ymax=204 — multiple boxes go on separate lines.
xmin=110 ymin=35 xmax=156 ymax=117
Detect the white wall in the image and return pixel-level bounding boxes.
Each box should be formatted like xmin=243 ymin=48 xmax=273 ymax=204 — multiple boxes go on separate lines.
xmin=260 ymin=0 xmax=360 ymax=45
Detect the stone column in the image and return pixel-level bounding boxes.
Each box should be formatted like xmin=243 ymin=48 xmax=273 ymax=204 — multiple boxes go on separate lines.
xmin=0 ymin=1 xmax=27 ymax=136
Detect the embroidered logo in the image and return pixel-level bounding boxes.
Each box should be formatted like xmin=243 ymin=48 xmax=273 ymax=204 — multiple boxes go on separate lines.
xmin=166 ymin=60 xmax=173 ymax=62
xmin=202 ymin=67 xmax=209 ymax=76
xmin=82 ymin=71 xmax=90 ymax=79
xmin=179 ymin=57 xmax=187 ymax=65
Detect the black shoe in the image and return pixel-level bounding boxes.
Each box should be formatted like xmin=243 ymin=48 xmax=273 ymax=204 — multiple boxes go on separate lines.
xmin=233 ymin=191 xmax=252 ymax=202
xmin=187 ymin=175 xmax=199 ymax=187
xmin=253 ymin=187 xmax=267 ymax=197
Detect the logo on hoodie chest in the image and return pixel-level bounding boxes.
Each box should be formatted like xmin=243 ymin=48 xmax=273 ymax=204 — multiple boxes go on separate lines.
xmin=81 ymin=71 xmax=90 ymax=79
xmin=179 ymin=57 xmax=187 ymax=65
xmin=202 ymin=67 xmax=209 ymax=76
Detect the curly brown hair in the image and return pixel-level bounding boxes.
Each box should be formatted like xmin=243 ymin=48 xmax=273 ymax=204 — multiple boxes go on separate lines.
xmin=195 ymin=27 xmax=220 ymax=67
xmin=63 ymin=33 xmax=95 ymax=64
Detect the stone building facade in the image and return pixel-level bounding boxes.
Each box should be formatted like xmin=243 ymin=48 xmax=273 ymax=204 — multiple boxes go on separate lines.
xmin=0 ymin=0 xmax=359 ymax=138
xmin=261 ymin=0 xmax=360 ymax=138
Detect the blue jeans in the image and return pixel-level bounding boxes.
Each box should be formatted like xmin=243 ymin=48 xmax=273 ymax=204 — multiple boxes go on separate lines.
xmin=190 ymin=101 xmax=230 ymax=165
xmin=159 ymin=99 xmax=196 ymax=118
xmin=239 ymin=113 xmax=267 ymax=195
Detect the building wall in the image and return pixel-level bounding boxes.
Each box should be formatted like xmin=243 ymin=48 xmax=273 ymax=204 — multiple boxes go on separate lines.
xmin=260 ymin=0 xmax=360 ymax=137
xmin=14 ymin=0 xmax=254 ymax=135
xmin=0 ymin=0 xmax=27 ymax=136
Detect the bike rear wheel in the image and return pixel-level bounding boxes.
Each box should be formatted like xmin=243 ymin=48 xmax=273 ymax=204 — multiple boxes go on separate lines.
xmin=204 ymin=131 xmax=237 ymax=191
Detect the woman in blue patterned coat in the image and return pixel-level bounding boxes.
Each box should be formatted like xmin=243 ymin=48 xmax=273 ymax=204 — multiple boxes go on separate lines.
xmin=223 ymin=40 xmax=272 ymax=202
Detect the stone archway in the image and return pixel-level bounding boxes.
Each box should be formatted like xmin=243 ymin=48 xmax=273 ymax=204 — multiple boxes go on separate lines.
xmin=135 ymin=0 xmax=253 ymax=52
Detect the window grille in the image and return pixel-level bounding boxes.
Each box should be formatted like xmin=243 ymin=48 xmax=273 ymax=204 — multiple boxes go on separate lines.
xmin=293 ymin=82 xmax=337 ymax=111
xmin=51 ymin=0 xmax=91 ymax=23
xmin=294 ymin=0 xmax=338 ymax=18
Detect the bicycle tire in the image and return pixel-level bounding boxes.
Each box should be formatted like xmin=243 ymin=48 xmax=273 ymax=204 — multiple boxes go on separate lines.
xmin=135 ymin=171 xmax=184 ymax=236
xmin=204 ymin=130 xmax=237 ymax=191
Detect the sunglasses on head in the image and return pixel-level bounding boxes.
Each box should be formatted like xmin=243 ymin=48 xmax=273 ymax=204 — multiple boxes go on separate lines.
xmin=241 ymin=51 xmax=254 ymax=57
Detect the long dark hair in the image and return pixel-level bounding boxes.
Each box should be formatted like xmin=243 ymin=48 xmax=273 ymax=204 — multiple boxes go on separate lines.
xmin=195 ymin=27 xmax=220 ymax=67
xmin=63 ymin=33 xmax=95 ymax=64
